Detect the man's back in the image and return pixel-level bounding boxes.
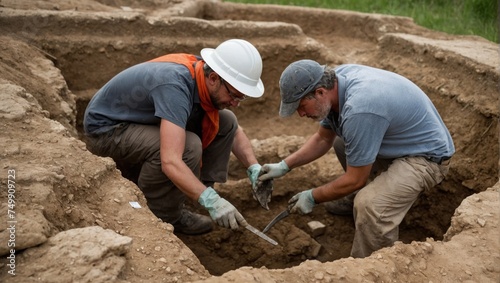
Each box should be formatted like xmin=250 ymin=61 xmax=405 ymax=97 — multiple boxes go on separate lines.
xmin=84 ymin=61 xmax=197 ymax=135
xmin=323 ymin=64 xmax=455 ymax=166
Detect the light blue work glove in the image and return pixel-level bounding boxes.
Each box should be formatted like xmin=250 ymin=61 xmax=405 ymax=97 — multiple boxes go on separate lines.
xmin=259 ymin=160 xmax=290 ymax=181
xmin=247 ymin=163 xmax=262 ymax=191
xmin=198 ymin=187 xmax=248 ymax=230
xmin=288 ymin=189 xmax=316 ymax=215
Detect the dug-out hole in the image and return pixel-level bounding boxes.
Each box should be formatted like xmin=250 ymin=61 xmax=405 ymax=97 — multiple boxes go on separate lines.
xmin=62 ymin=36 xmax=485 ymax=277
xmin=1 ymin=0 xmax=498 ymax=276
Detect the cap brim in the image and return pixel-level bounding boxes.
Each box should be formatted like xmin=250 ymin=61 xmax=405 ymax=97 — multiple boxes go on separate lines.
xmin=279 ymin=99 xmax=301 ymax=117
xmin=201 ymin=48 xmax=264 ymax=98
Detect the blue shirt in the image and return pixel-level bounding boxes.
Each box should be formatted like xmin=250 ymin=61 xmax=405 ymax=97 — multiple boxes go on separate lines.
xmin=84 ymin=61 xmax=202 ymax=135
xmin=320 ymin=64 xmax=455 ymax=167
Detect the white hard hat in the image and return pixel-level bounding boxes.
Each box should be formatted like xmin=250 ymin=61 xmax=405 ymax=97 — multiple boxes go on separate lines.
xmin=201 ymin=39 xmax=264 ymax=98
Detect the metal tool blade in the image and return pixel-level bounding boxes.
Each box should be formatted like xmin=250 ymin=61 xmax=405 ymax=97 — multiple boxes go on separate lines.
xmin=262 ymin=209 xmax=290 ymax=233
xmin=244 ymin=224 xmax=278 ymax=246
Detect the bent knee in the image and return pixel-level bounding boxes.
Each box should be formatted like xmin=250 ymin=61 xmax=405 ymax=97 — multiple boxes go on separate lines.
xmin=218 ymin=109 xmax=238 ymax=135
xmin=353 ymin=190 xmax=377 ymax=218
xmin=184 ymin=132 xmax=202 ymax=160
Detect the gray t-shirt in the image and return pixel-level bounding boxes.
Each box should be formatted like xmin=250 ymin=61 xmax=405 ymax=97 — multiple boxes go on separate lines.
xmin=84 ymin=61 xmax=203 ymax=136
xmin=320 ymin=64 xmax=455 ymax=167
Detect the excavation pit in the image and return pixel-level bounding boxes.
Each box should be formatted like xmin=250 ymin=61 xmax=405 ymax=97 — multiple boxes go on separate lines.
xmin=0 ymin=0 xmax=498 ymax=280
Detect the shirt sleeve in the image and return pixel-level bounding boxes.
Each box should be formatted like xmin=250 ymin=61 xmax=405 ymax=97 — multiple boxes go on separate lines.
xmin=150 ymin=83 xmax=193 ymax=129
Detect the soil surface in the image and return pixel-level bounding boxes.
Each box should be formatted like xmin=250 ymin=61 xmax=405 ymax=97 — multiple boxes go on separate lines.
xmin=0 ymin=0 xmax=499 ymax=282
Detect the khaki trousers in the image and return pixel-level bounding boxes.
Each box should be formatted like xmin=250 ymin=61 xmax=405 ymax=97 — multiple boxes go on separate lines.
xmin=86 ymin=109 xmax=238 ymax=223
xmin=333 ymin=137 xmax=450 ymax=258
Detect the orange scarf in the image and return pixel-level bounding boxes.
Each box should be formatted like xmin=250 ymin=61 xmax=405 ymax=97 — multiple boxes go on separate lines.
xmin=149 ymin=54 xmax=219 ymax=149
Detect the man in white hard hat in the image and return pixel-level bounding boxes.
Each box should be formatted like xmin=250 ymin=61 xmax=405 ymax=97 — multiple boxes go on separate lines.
xmin=84 ymin=39 xmax=265 ymax=235
xmin=259 ymin=59 xmax=454 ymax=257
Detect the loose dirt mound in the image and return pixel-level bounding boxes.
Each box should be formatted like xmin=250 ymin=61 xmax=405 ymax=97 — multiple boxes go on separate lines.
xmin=0 ymin=0 xmax=499 ymax=282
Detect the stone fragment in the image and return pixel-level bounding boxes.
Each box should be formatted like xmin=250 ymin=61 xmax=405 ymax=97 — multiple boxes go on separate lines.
xmin=307 ymin=221 xmax=326 ymax=237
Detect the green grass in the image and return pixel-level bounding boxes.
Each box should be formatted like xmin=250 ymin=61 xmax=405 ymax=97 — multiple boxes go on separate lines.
xmin=226 ymin=0 xmax=498 ymax=42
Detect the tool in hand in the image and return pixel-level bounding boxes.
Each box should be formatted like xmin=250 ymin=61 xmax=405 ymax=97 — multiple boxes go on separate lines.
xmin=262 ymin=208 xmax=290 ymax=233
xmin=252 ymin=171 xmax=274 ymax=210
xmin=243 ymin=223 xmax=278 ymax=246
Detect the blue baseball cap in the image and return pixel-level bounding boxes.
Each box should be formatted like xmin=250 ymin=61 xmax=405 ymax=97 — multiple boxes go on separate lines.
xmin=278 ymin=59 xmax=325 ymax=117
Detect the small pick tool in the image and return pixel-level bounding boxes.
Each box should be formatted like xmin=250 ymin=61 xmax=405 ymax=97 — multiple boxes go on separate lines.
xmin=262 ymin=208 xmax=290 ymax=233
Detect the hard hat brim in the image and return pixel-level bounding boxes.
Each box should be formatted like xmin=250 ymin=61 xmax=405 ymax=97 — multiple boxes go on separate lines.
xmin=201 ymin=48 xmax=265 ymax=98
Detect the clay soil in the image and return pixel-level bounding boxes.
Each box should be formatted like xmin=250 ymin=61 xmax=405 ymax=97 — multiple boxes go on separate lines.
xmin=0 ymin=0 xmax=499 ymax=282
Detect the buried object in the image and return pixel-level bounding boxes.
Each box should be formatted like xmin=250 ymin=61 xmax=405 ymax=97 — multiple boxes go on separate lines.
xmin=252 ymin=173 xmax=274 ymax=210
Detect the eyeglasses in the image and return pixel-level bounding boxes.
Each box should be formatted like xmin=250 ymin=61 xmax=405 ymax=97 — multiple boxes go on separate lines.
xmin=221 ymin=78 xmax=248 ymax=102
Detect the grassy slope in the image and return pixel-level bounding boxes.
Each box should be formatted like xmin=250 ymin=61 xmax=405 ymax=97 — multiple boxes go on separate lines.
xmin=227 ymin=0 xmax=498 ymax=42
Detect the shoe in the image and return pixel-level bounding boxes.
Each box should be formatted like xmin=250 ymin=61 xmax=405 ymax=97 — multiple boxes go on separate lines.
xmin=324 ymin=193 xmax=356 ymax=216
xmin=172 ymin=209 xmax=213 ymax=235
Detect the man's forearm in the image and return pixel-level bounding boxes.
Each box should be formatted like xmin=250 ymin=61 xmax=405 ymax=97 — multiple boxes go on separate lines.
xmin=161 ymin=160 xmax=207 ymax=200
xmin=231 ymin=126 xmax=258 ymax=168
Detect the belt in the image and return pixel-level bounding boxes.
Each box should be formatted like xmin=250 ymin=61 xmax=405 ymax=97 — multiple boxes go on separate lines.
xmin=427 ymin=156 xmax=451 ymax=165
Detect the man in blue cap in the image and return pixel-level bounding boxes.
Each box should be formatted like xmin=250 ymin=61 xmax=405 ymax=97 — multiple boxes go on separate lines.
xmin=259 ymin=59 xmax=454 ymax=258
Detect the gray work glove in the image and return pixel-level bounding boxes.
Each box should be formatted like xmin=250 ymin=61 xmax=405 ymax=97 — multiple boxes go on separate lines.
xmin=247 ymin=163 xmax=262 ymax=191
xmin=198 ymin=187 xmax=248 ymax=230
xmin=288 ymin=189 xmax=316 ymax=215
xmin=259 ymin=160 xmax=290 ymax=181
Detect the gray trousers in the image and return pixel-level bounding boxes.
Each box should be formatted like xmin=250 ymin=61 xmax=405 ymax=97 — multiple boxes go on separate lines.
xmin=333 ymin=137 xmax=450 ymax=258
xmin=86 ymin=110 xmax=238 ymax=223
